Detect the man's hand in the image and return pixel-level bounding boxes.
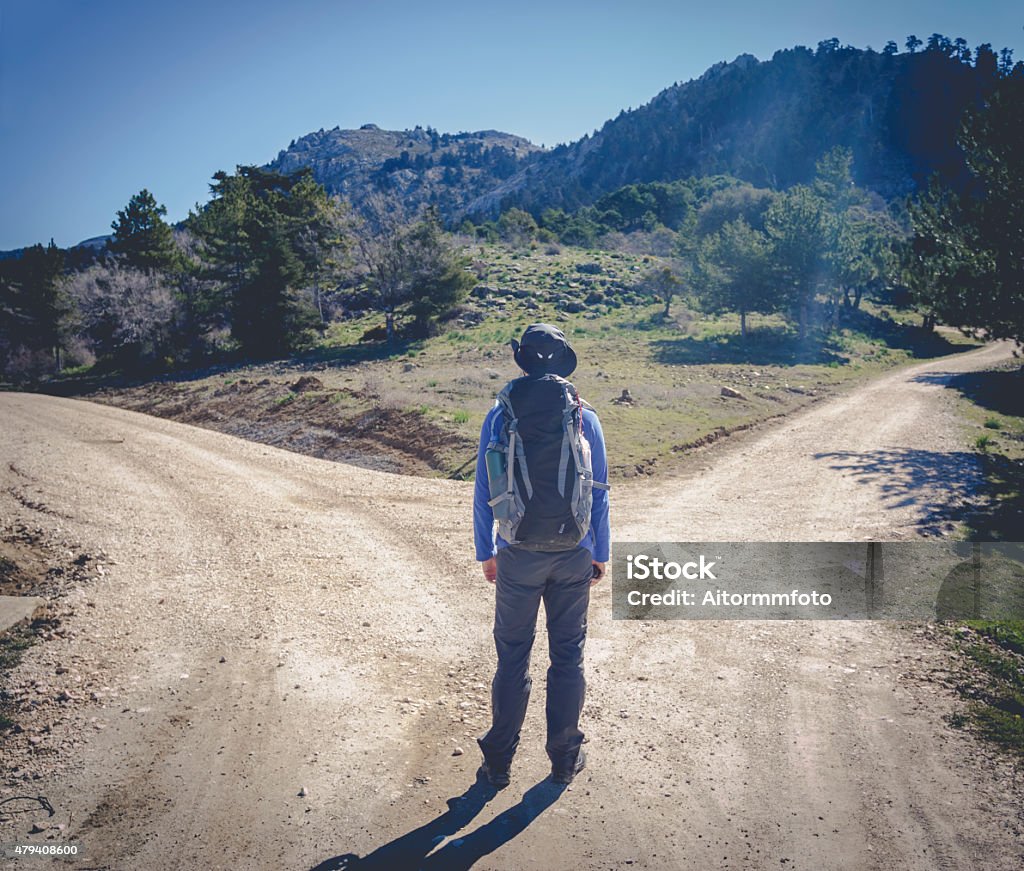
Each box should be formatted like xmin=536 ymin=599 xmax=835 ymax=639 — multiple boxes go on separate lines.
xmin=591 ymin=561 xmax=606 ymax=585
xmin=481 ymin=556 xmax=497 ymax=584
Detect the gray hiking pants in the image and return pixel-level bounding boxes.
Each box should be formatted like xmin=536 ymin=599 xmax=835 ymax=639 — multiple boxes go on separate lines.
xmin=477 ymin=544 xmax=592 ymax=767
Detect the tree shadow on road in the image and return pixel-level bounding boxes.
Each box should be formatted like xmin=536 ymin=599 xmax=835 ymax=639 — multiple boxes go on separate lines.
xmin=912 ymin=367 xmax=1024 ymax=540
xmin=814 ymin=447 xmax=983 ymax=536
xmin=310 ymin=772 xmax=565 ymax=871
xmin=924 ymin=367 xmax=1024 ymax=418
xmin=910 ymin=372 xmax=967 ymax=386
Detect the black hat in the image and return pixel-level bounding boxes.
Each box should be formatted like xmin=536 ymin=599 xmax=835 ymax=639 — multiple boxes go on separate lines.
xmin=511 ymin=323 xmax=577 ymax=377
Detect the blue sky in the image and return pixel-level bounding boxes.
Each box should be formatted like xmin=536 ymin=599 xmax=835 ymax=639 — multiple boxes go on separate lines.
xmin=1 ymin=0 xmax=1021 ymax=249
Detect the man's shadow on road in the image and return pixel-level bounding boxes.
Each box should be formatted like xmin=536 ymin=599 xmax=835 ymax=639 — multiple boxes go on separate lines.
xmin=310 ymin=770 xmax=567 ymax=871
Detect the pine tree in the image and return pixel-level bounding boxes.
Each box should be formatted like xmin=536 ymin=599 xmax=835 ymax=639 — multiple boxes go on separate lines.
xmin=635 ymin=263 xmax=685 ymax=318
xmin=109 ymin=190 xmax=182 ymax=272
xmin=231 ymin=217 xmax=312 ymax=358
xmin=352 ymin=204 xmax=472 ymax=341
xmin=187 ymin=166 xmax=342 ymax=357
xmin=404 ymin=210 xmax=474 ymax=336
xmin=908 ymin=74 xmax=1024 ymax=344
xmin=958 ymin=74 xmax=1024 ymax=344
xmin=697 ymin=219 xmax=775 ymax=337
xmin=0 ymin=240 xmax=70 ymax=374
xmin=764 ymin=185 xmax=829 ymax=339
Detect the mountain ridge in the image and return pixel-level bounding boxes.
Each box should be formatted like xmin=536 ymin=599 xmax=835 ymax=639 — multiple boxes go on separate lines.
xmin=265 ymin=42 xmax=1004 ymax=224
xmin=266 ymin=124 xmax=544 ymax=220
xmin=464 ymin=44 xmax=1001 ymax=217
xmin=7 ymin=39 xmax=1006 ymax=254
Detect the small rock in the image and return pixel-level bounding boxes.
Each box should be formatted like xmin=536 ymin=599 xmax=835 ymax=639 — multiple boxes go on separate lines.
xmin=290 ymin=376 xmax=323 ymax=393
xmin=298 ymin=786 xmax=308 ymax=797
xmin=720 ymin=386 xmax=748 ymax=400
xmin=452 ymin=746 xmax=464 ymax=756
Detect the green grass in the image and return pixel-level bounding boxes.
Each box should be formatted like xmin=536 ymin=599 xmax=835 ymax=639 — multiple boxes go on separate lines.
xmin=969 ymin=621 xmax=1024 ymax=656
xmin=940 ymin=364 xmax=1024 ymax=541
xmin=938 ymin=362 xmax=1024 ymax=755
xmin=950 ymin=622 xmax=1024 ymax=758
xmin=452 ymin=409 xmax=470 ymax=424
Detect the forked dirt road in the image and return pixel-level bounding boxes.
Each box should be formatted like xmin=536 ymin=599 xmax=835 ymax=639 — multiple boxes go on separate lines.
xmin=1 ymin=340 xmax=1022 ymax=870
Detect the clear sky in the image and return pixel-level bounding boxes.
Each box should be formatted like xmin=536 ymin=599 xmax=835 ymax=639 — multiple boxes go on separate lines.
xmin=1 ymin=0 xmax=1021 ymax=249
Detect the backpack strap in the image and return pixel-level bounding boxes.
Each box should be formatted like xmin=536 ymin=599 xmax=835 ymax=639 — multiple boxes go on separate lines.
xmin=556 ymin=382 xmax=579 ymax=497
xmin=576 ymin=392 xmax=611 ymax=491
xmin=493 ymin=381 xmax=534 ymax=505
xmin=507 ymin=416 xmax=534 ymax=500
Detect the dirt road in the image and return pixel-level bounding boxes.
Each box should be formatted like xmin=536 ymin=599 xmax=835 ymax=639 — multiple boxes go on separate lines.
xmin=1 ymin=341 xmax=1021 ymax=870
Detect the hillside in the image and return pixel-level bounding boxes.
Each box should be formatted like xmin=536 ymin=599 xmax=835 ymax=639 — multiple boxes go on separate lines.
xmin=465 ymin=44 xmax=1008 ymax=217
xmin=266 ymin=123 xmax=543 ymax=219
xmin=262 ymin=44 xmax=1007 ymax=225
xmin=74 ymin=238 xmax=988 ymax=481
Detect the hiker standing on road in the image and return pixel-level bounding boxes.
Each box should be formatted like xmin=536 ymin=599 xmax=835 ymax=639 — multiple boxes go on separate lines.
xmin=473 ymin=323 xmax=611 ymax=787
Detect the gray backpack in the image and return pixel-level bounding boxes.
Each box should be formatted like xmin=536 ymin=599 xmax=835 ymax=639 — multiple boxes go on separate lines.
xmin=484 ymin=374 xmax=609 ymax=551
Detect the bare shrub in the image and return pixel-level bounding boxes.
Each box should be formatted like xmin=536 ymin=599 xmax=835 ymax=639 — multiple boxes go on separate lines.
xmin=62 ymin=335 xmax=97 ymax=369
xmin=361 ymin=372 xmax=383 ymax=399
xmin=2 ymin=345 xmax=54 ymax=383
xmin=65 ymin=262 xmax=179 ymax=363
xmin=602 ymin=228 xmax=680 ymax=256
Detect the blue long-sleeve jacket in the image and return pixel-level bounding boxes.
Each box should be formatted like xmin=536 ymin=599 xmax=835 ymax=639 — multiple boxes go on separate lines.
xmin=473 ymin=403 xmax=610 ymax=562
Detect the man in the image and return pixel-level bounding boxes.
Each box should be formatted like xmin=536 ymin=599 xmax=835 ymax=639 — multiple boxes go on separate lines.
xmin=472 ymin=323 xmax=611 ymax=787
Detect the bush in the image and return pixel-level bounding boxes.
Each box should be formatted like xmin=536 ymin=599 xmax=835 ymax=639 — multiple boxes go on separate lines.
xmin=65 ymin=262 xmax=179 ymax=367
xmin=62 ymin=336 xmax=97 ymax=370
xmin=1 ymin=345 xmax=55 ymax=383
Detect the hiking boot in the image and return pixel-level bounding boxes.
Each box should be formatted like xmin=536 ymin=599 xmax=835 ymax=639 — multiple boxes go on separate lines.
xmin=479 ymin=758 xmax=511 ymax=788
xmin=550 ymin=748 xmax=586 ymax=785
